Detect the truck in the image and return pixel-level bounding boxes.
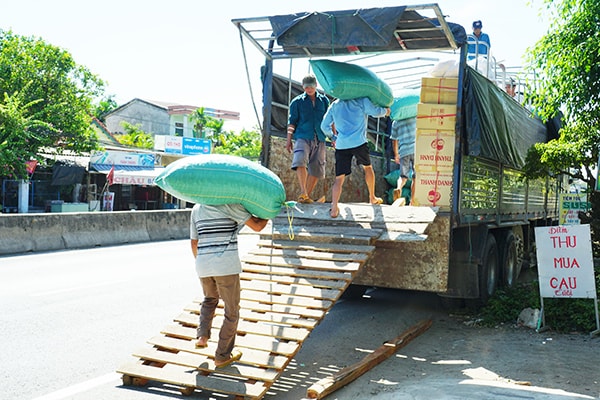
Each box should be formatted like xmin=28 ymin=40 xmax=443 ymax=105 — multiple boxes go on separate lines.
xmin=232 ymin=4 xmax=562 ymax=305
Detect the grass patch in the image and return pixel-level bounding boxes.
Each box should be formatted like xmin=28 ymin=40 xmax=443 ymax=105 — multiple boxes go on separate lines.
xmin=479 ymin=275 xmax=600 ymax=333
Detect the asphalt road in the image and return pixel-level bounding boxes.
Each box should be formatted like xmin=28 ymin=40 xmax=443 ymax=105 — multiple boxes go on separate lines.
xmin=0 ymin=239 xmax=200 ymax=400
xmin=1 ymin=237 xmax=597 ymax=400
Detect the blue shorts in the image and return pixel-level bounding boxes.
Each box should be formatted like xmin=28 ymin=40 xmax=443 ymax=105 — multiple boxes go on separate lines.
xmin=398 ymin=155 xmax=414 ymax=179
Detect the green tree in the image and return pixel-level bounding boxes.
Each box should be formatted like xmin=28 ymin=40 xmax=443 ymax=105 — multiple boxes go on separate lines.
xmin=93 ymin=95 xmax=118 ymax=122
xmin=523 ymin=0 xmax=600 ymax=255
xmin=116 ymin=121 xmax=154 ymax=149
xmin=212 ymin=128 xmax=261 ymax=161
xmin=524 ymin=0 xmax=600 ymax=189
xmin=0 ymin=88 xmax=52 ymax=178
xmin=190 ymin=107 xmax=224 ymax=138
xmin=0 ymin=30 xmax=105 ymax=179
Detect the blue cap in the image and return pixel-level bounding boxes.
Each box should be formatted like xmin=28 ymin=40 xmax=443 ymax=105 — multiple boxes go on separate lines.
xmin=473 ymin=20 xmax=482 ymax=29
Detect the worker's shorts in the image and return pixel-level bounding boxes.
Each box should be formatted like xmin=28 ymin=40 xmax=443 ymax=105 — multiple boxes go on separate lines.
xmin=399 ymin=154 xmax=415 ymax=179
xmin=334 ymin=143 xmax=371 ymax=177
xmin=291 ymin=138 xmax=326 ymax=179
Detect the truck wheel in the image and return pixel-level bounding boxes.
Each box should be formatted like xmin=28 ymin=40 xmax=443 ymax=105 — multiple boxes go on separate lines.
xmin=500 ymin=231 xmax=519 ymax=287
xmin=479 ymin=234 xmax=499 ymax=305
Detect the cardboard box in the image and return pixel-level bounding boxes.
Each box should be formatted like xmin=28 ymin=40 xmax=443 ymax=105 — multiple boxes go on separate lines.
xmin=414 ymin=129 xmax=456 ymax=172
xmin=420 ymin=77 xmax=459 ymax=104
xmin=412 ymin=171 xmax=453 ymax=209
xmin=416 ymin=103 xmax=457 ymax=131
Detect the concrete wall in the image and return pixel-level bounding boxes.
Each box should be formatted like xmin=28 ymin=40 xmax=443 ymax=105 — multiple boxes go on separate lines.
xmin=105 ymin=99 xmax=170 ymax=135
xmin=0 ymin=209 xmax=191 ymax=256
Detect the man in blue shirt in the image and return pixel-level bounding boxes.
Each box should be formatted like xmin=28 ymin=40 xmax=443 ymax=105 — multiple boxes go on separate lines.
xmin=320 ymin=97 xmax=390 ymax=218
xmin=467 ymin=20 xmax=491 ymax=59
xmin=287 ymin=75 xmax=330 ymax=204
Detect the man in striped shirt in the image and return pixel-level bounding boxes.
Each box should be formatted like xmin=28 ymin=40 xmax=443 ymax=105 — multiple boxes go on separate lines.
xmin=391 ymin=117 xmax=416 ymax=205
xmin=190 ymin=203 xmax=268 ymax=368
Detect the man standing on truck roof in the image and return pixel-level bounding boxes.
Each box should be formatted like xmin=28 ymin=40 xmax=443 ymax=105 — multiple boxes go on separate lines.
xmin=286 ymin=74 xmax=330 ymax=204
xmin=467 ymin=20 xmax=491 ymax=59
xmin=321 ymin=97 xmax=390 ymax=218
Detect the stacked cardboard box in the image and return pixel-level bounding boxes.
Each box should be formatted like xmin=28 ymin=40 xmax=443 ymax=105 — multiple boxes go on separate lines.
xmin=420 ymin=77 xmax=458 ymax=104
xmin=413 ymin=77 xmax=458 ymax=208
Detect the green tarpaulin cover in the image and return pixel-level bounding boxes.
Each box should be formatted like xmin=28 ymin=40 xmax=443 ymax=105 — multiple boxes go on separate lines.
xmin=463 ymin=67 xmax=547 ymax=169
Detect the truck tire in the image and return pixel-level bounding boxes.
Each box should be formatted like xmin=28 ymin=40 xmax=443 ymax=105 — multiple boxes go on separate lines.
xmin=478 ymin=234 xmax=499 ymax=305
xmin=500 ymin=231 xmax=520 ymax=288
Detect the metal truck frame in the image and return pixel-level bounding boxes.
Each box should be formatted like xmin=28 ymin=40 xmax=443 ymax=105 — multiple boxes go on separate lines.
xmin=232 ymin=4 xmax=562 ymax=304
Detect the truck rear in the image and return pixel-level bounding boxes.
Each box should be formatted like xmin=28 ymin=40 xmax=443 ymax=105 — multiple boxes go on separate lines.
xmin=232 ymin=4 xmax=561 ymax=304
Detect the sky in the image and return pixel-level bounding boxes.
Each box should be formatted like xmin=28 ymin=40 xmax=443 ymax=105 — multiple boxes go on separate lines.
xmin=1 ymin=0 xmax=552 ymax=132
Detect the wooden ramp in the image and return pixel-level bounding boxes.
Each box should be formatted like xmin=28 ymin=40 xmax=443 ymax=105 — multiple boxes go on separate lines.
xmin=117 ymin=208 xmax=381 ymax=399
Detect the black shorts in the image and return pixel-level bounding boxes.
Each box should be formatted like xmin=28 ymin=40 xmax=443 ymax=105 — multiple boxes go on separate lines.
xmin=335 ymin=143 xmax=371 ymax=177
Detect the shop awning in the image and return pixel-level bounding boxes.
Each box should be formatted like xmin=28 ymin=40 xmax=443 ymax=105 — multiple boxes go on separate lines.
xmin=90 ymin=164 xmax=165 ymax=186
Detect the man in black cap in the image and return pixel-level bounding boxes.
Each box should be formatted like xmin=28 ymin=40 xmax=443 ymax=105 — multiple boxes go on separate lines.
xmin=467 ymin=20 xmax=491 ymax=59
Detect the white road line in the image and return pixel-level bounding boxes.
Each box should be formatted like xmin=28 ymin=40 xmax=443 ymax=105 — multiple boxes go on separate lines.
xmin=30 ymin=281 xmax=127 ymax=297
xmin=31 ymin=372 xmax=121 ymax=400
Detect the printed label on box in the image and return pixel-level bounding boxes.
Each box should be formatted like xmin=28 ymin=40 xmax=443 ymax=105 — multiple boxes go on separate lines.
xmin=415 ymin=129 xmax=456 ymax=172
xmin=413 ymin=171 xmax=453 ymax=208
xmin=416 ymin=103 xmax=456 ymax=131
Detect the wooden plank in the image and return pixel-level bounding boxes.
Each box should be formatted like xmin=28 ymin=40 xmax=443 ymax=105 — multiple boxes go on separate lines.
xmin=240 ymin=271 xmax=349 ymax=290
xmin=160 ymin=324 xmax=301 ymax=356
xmin=242 ymin=263 xmax=354 ymax=282
xmin=262 ymin=231 xmax=377 ymax=246
xmin=306 ymin=319 xmax=433 ymax=399
xmin=269 ymin=224 xmax=383 ymax=238
xmin=184 ymin=303 xmax=319 ymax=329
xmin=242 ymin=254 xmax=361 ymax=272
xmin=192 ymin=298 xmax=328 ymax=319
xmin=271 ymin=202 xmax=439 ymax=224
xmin=132 ymin=347 xmax=279 ymax=383
xmin=257 ymin=239 xmax=375 ymax=254
xmin=239 ymin=278 xmax=341 ymax=300
xmin=248 ymin=247 xmax=371 ymax=263
xmin=174 ymin=312 xmax=312 ymax=342
xmin=147 ymin=335 xmax=290 ymax=370
xmin=241 ymin=289 xmax=333 ymax=309
xmin=118 ymin=361 xmax=268 ymax=399
xmin=240 ymin=299 xmax=326 ymax=319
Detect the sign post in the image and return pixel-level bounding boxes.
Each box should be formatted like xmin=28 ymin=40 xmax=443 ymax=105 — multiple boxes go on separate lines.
xmin=534 ymin=224 xmax=599 ymax=337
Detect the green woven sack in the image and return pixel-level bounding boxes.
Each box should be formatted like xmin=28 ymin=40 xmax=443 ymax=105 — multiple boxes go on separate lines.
xmin=155 ymin=154 xmax=286 ymax=219
xmin=310 ymin=59 xmax=393 ymax=107
xmin=384 ymin=169 xmax=401 ymax=187
xmin=390 ymin=89 xmax=421 ymax=120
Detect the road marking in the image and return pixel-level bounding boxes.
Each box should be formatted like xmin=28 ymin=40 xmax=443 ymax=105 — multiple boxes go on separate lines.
xmin=30 ymin=281 xmax=127 ymax=297
xmin=31 ymin=372 xmax=120 ymax=400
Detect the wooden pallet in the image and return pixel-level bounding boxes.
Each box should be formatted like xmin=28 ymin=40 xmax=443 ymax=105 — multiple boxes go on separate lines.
xmin=117 ymin=227 xmax=378 ymax=399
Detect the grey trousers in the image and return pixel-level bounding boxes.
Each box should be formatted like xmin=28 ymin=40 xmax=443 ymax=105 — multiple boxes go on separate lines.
xmin=197 ymin=274 xmax=240 ymax=362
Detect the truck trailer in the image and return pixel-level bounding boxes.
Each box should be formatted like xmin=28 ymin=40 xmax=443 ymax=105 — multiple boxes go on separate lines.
xmin=232 ymin=4 xmax=562 ymax=304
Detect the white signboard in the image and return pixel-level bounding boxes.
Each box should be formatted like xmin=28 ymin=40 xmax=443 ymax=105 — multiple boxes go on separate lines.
xmin=559 ymin=193 xmax=590 ymax=225
xmin=535 ymin=224 xmax=597 ymax=299
xmin=90 ymin=150 xmax=155 ymax=167
xmin=159 ymin=135 xmax=212 ymax=155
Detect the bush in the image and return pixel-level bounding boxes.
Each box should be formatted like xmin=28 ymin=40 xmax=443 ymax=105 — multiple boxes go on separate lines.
xmin=479 ymin=282 xmax=540 ymax=326
xmin=480 ymin=262 xmax=600 ymax=333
